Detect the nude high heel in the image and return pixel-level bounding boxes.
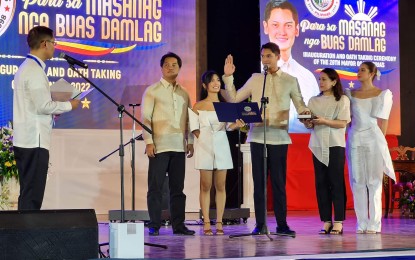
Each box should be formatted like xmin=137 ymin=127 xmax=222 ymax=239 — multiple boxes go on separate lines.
xmin=215 ymin=222 xmax=224 ymax=235
xmin=203 ymin=222 xmax=213 ymax=236
xmin=330 ymin=221 xmax=343 ymax=235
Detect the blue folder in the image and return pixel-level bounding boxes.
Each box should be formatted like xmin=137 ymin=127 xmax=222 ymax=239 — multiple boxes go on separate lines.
xmin=213 ymin=102 xmax=263 ymax=123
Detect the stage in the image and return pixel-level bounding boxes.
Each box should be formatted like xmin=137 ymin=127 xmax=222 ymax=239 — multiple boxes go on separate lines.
xmin=97 ymin=210 xmax=415 ymax=259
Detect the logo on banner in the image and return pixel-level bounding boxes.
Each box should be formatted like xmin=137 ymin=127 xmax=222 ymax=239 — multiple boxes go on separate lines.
xmin=305 ymin=0 xmax=340 ymax=19
xmin=0 ymin=0 xmax=16 ymax=37
xmin=345 ymin=0 xmax=378 ymax=21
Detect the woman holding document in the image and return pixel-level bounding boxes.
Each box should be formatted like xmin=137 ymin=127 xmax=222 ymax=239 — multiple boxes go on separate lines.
xmin=302 ymin=68 xmax=350 ymax=235
xmin=189 ymin=70 xmax=244 ymax=235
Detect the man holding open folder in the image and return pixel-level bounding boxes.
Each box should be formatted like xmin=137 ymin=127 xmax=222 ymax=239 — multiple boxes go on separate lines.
xmin=222 ymin=42 xmax=308 ymax=236
xmin=13 ymin=26 xmax=80 ymax=210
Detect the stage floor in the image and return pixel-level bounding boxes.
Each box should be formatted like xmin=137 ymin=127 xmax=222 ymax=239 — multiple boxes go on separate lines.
xmin=98 ymin=210 xmax=415 ymax=259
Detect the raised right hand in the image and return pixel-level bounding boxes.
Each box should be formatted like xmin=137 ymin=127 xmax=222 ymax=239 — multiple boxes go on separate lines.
xmin=224 ymin=54 xmax=235 ymax=76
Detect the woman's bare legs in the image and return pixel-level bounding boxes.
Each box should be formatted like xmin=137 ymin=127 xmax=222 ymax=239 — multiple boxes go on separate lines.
xmin=200 ymin=170 xmax=214 ymax=235
xmin=214 ymin=170 xmax=227 ymax=234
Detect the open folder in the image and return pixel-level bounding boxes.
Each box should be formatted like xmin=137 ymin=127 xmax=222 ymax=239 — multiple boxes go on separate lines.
xmin=51 ymin=78 xmax=94 ymax=101
xmin=213 ymin=102 xmax=263 ymax=123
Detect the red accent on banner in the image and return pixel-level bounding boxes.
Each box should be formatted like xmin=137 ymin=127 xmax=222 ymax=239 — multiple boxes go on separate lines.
xmin=55 ymin=45 xmax=115 ymax=56
xmin=338 ymin=74 xmax=358 ymax=81
xmin=267 ymin=134 xmax=398 ymax=210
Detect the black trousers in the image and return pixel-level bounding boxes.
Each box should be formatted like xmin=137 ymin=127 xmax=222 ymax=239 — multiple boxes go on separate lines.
xmin=147 ymin=151 xmax=186 ymax=230
xmin=313 ymin=146 xmax=346 ymax=222
xmin=250 ymin=142 xmax=288 ymax=227
xmin=14 ymin=146 xmax=49 ymax=210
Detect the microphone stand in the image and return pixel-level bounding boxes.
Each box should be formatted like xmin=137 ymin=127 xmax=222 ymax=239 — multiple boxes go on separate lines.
xmin=257 ymin=67 xmax=272 ymax=240
xmin=229 ymin=66 xmax=272 ymax=240
xmin=67 ymin=63 xmax=167 ymax=250
xmin=257 ymin=67 xmax=295 ymax=238
xmin=99 ymin=104 xmax=142 ymax=210
xmin=98 ymin=134 xmax=143 ymax=163
xmin=237 ymin=129 xmax=242 ymax=210
xmin=129 ymin=103 xmax=139 ymax=210
xmin=68 ymin=64 xmax=151 ymax=222
xmin=229 ymin=66 xmax=295 ymax=240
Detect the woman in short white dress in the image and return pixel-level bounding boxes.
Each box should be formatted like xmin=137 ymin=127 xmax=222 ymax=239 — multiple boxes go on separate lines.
xmin=346 ymin=61 xmax=395 ymax=234
xmin=303 ymin=68 xmax=350 ymax=235
xmin=189 ymin=71 xmax=244 ymax=235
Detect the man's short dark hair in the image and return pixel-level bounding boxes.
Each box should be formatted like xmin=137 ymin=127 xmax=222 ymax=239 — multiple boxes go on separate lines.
xmin=160 ymin=52 xmax=182 ymax=68
xmin=27 ymin=26 xmax=54 ymax=50
xmin=264 ymin=0 xmax=299 ymax=25
xmin=261 ymin=42 xmax=280 ymax=55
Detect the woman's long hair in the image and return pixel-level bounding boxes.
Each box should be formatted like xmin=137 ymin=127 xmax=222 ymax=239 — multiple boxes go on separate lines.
xmin=200 ymin=70 xmax=226 ymax=102
xmin=320 ymin=68 xmax=344 ymax=101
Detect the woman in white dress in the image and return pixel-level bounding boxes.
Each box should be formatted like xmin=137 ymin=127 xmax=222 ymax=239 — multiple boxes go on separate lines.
xmin=189 ymin=71 xmax=244 ymax=235
xmin=303 ymin=68 xmax=350 ymax=235
xmin=346 ymin=61 xmax=395 ymax=234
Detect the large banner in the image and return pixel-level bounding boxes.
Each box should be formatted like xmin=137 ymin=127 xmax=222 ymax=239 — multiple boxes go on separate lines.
xmin=0 ymin=0 xmax=196 ymax=129
xmin=260 ymin=0 xmax=400 ymax=134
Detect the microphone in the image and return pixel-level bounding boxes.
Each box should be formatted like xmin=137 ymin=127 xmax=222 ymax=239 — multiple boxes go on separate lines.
xmin=263 ymin=65 xmax=268 ymax=72
xmin=59 ymin=53 xmax=88 ymax=69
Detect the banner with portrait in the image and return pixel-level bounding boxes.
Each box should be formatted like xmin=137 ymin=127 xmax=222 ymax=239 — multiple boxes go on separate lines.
xmin=260 ymin=0 xmax=400 ymax=134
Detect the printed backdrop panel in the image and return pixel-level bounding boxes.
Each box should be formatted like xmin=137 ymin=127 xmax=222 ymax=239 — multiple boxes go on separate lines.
xmin=0 ymin=0 xmax=196 ymax=129
xmin=260 ymin=0 xmax=400 ymax=134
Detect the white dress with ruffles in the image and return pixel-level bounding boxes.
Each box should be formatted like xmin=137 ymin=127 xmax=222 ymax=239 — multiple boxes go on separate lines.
xmin=345 ymin=88 xmax=395 ymax=232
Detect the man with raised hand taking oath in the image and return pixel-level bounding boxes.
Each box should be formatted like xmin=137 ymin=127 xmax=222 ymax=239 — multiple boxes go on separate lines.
xmin=222 ymin=42 xmax=308 ymax=236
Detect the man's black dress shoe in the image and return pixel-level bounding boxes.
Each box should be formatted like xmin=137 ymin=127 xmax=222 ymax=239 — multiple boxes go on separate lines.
xmin=251 ymin=225 xmax=267 ymax=235
xmin=276 ymin=225 xmax=296 ymax=236
xmin=173 ymin=226 xmax=195 ymax=235
xmin=149 ymin=227 xmax=159 ymax=236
